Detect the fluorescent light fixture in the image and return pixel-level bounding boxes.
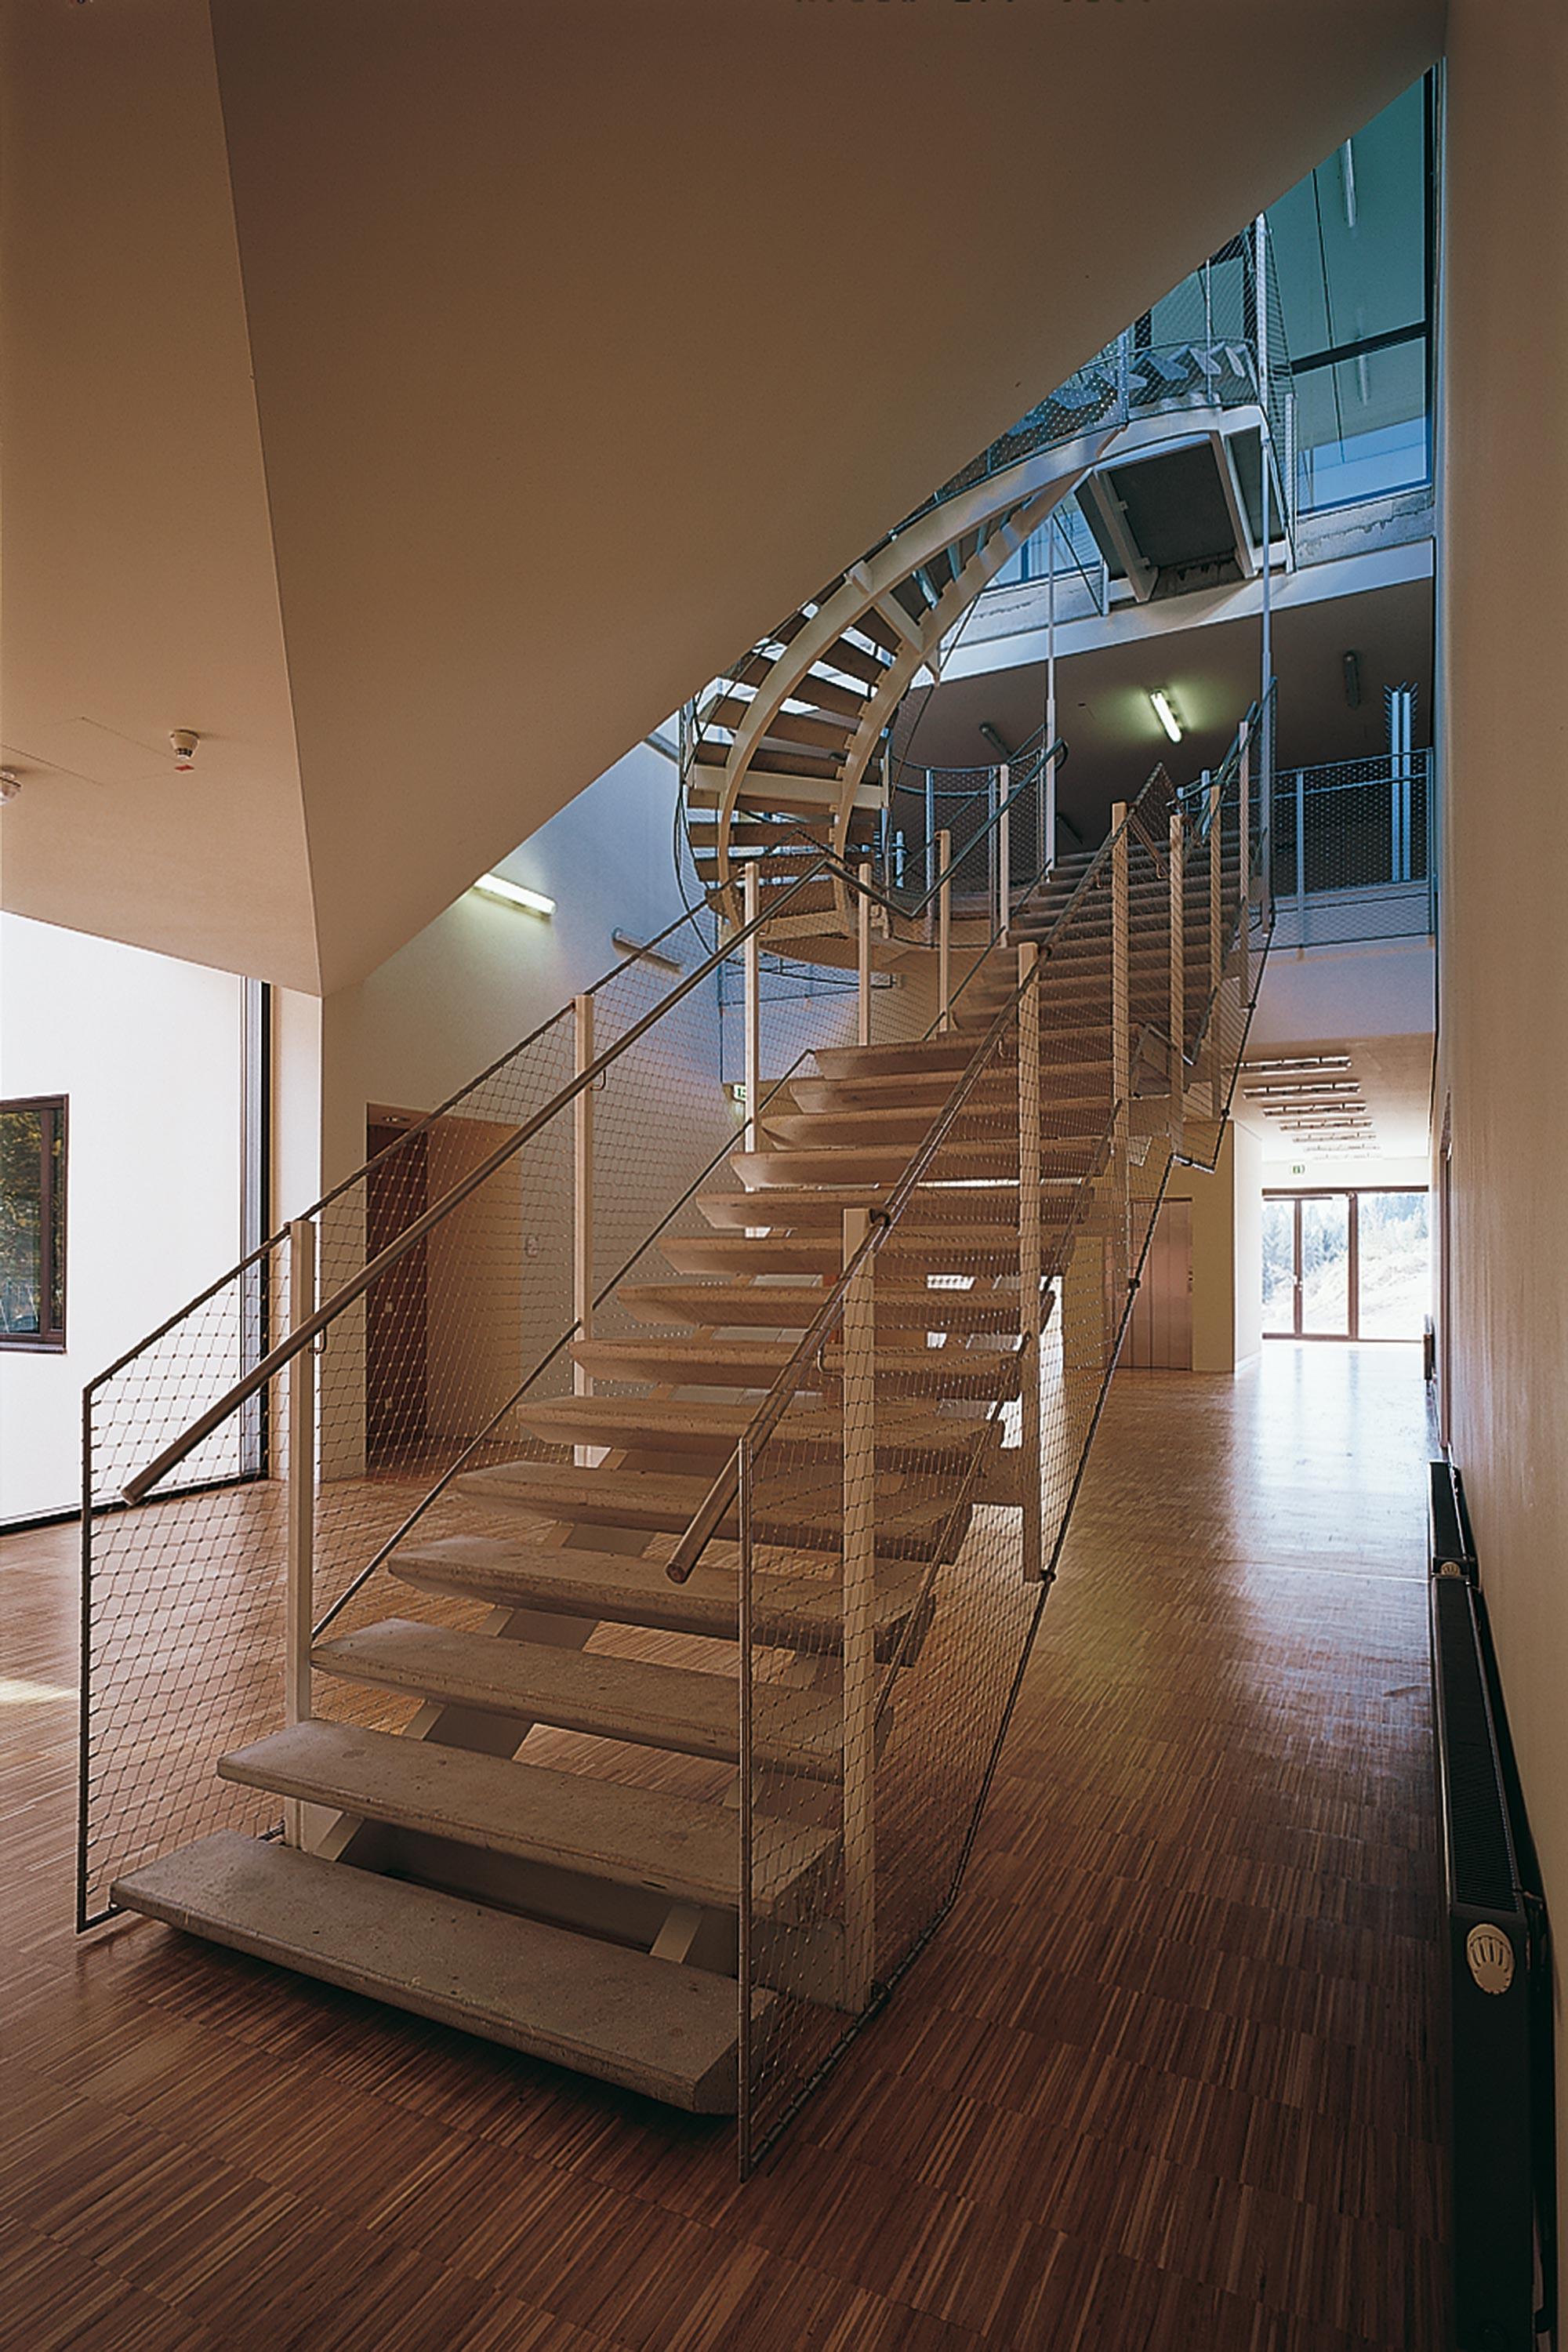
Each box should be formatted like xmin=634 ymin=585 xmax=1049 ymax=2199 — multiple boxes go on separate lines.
xmin=1150 ymin=691 xmax=1183 ymax=744
xmin=472 ymin=873 xmax=556 ymax=917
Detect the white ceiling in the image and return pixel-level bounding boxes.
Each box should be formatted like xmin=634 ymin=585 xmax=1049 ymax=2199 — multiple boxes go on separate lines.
xmin=0 ymin=0 xmax=1442 ymax=993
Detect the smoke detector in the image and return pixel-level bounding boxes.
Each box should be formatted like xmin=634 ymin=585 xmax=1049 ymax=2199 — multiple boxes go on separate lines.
xmin=170 ymin=730 xmax=199 ymax=770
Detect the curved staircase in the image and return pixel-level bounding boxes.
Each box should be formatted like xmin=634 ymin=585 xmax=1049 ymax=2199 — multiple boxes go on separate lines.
xmin=683 ymin=418 xmax=1119 ymax=947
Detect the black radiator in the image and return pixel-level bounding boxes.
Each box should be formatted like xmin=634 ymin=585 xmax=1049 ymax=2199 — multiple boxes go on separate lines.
xmin=1428 ymin=1464 xmax=1552 ymax=2350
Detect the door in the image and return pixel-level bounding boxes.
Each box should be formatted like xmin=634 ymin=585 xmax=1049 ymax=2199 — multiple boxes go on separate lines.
xmin=1263 ymin=1189 xmax=1428 ymax=1341
xmin=1300 ymin=1193 xmax=1352 ymax=1337
xmin=1125 ymin=1199 xmax=1192 ymax=1368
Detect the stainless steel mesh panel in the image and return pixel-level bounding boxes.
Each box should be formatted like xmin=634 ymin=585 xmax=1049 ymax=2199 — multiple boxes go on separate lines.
xmin=82 ymin=696 xmax=1273 ymax=2189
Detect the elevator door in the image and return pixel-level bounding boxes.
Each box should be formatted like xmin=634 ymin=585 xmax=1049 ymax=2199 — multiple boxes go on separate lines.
xmin=1125 ymin=1200 xmax=1192 ymax=1369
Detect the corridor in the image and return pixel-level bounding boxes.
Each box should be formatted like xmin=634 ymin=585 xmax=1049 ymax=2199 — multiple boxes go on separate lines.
xmin=0 ymin=1344 xmax=1443 ymax=2350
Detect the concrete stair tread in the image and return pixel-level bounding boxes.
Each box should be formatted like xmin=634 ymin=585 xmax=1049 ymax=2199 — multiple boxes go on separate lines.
xmin=514 ymin=1394 xmax=987 ymax=1462
xmin=312 ymin=1617 xmax=843 ymax=1777
xmin=695 ymin=1183 xmax=1083 ymax=1232
xmin=728 ymin=1149 xmax=1092 ymax=1191
xmin=392 ymin=1532 xmax=927 ymax=1656
xmin=217 ymin=1719 xmax=835 ymax=1918
xmin=569 ymin=1336 xmax=1022 ymax=1400
xmin=454 ymin=1458 xmax=979 ymax=1548
xmin=614 ymin=1280 xmax=1022 ymax=1331
xmin=660 ymin=1230 xmax=1051 ymax=1277
xmin=110 ymin=1831 xmax=750 ymax=2112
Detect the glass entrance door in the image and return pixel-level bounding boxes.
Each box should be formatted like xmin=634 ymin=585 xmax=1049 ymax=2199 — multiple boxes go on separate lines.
xmin=1262 ymin=1189 xmax=1429 ymax=1341
xmin=1300 ymin=1194 xmax=1352 ymax=1336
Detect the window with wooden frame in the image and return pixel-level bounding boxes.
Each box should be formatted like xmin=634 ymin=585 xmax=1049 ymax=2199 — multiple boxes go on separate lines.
xmin=0 ymin=1098 xmax=67 ymax=1349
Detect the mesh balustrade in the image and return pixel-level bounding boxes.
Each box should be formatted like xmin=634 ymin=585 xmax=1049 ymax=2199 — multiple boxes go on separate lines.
xmin=82 ymin=698 xmax=1272 ymax=2180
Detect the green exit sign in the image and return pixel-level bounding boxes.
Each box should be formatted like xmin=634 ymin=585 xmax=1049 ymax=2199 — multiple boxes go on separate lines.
xmin=1291 ymin=1163 xmax=1306 ymax=1174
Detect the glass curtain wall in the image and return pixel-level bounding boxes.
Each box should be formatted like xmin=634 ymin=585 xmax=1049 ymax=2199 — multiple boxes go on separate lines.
xmin=1262 ymin=1189 xmax=1430 ymax=1341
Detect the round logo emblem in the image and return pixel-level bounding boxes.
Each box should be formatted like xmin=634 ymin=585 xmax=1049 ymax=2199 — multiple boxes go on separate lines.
xmin=1466 ymin=1923 xmax=1515 ymax=1995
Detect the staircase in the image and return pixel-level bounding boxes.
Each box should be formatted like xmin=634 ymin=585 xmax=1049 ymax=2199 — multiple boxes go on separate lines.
xmin=95 ymin=704 xmax=1269 ymax=2164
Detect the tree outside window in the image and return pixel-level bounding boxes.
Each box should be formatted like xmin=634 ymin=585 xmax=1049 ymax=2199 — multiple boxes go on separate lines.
xmin=0 ymin=1098 xmax=67 ymax=1348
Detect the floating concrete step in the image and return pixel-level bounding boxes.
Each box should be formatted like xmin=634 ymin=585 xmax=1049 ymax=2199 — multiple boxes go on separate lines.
xmin=729 ymin=1139 xmax=1098 ymax=1189
xmin=614 ymin=1279 xmax=1022 ymax=1332
xmin=111 ymin=1831 xmax=750 ymax=2112
xmin=659 ymin=1227 xmax=1051 ymax=1279
xmin=514 ymin=1392 xmax=990 ymax=1466
xmin=693 ymin=1182 xmax=1085 ymax=1234
xmin=312 ymin=1617 xmax=843 ymax=1777
xmin=217 ymin=1719 xmax=833 ymax=1918
xmin=571 ymin=1334 xmax=1022 ymax=1401
xmin=455 ymin=1459 xmax=975 ymax=1550
xmin=390 ymin=1534 xmax=928 ymax=1659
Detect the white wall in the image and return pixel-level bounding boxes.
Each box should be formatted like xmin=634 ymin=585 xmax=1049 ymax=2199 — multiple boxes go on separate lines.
xmin=316 ymin=739 xmax=710 ymax=1189
xmin=1439 ymin=3 xmax=1568 ymax=2304
xmin=0 ymin=913 xmax=245 ymax=1523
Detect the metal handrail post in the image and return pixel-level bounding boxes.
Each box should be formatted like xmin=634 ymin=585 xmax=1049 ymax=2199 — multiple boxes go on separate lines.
xmin=1237 ymin=718 xmax=1251 ymax=1007
xmin=735 ymin=1435 xmax=756 ymax=2174
xmin=1169 ymin=812 xmax=1185 ymax=1154
xmin=742 ymin=862 xmax=761 ymax=1152
xmin=284 ymin=1218 xmax=316 ymax=1849
xmin=1209 ymin=767 xmax=1225 ymax=1116
xmin=1018 ymin=946 xmax=1043 ymax=1580
xmin=997 ymin=764 xmax=1011 ymax=939
xmin=938 ymin=831 xmax=953 ymax=1031
xmin=1110 ymin=804 xmax=1131 ymax=1290
xmin=572 ymin=994 xmax=595 ymax=1461
xmin=857 ymin=863 xmax=873 ymax=1047
xmin=840 ymin=1205 xmax=876 ymax=2009
xmin=1295 ymin=764 xmax=1308 ymax=938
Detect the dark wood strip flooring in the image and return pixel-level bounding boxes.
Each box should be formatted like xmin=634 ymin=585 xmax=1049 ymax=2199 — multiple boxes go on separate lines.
xmin=0 ymin=1342 xmax=1445 ymax=2349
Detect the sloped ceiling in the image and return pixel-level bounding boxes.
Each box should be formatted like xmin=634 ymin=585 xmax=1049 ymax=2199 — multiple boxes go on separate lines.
xmin=0 ymin=0 xmax=1442 ymax=993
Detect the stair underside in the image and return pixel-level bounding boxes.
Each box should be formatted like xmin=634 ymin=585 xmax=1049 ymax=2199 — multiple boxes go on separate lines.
xmin=111 ymin=1831 xmax=752 ymax=2113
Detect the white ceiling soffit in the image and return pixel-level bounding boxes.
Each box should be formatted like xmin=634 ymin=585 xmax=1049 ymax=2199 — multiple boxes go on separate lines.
xmin=0 ymin=0 xmax=1443 ymax=993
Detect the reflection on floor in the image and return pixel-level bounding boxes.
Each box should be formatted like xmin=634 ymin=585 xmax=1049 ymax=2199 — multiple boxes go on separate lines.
xmin=0 ymin=1341 xmax=1443 ymax=2350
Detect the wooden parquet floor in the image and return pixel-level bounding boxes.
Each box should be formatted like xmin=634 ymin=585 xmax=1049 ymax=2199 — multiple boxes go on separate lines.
xmin=0 ymin=1344 xmax=1446 ymax=2350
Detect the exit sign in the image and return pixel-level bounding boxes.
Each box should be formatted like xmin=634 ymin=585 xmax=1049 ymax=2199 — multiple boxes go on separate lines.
xmin=1291 ymin=1163 xmax=1306 ymax=1174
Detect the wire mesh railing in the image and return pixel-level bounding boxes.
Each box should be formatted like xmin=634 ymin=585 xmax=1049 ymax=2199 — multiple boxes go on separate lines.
xmin=657 ymin=693 xmax=1276 ymax=2169
xmin=82 ymin=692 xmax=1272 ymax=2181
xmin=1267 ymin=748 xmax=1435 ymax=945
xmin=78 ymin=886 xmax=802 ymax=1924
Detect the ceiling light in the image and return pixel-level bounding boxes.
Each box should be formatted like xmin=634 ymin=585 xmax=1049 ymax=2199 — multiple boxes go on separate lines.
xmin=1247 ymin=1055 xmax=1352 ymax=1074
xmin=472 ymin=873 xmax=556 ymax=916
xmin=1150 ymin=691 xmax=1183 ymax=744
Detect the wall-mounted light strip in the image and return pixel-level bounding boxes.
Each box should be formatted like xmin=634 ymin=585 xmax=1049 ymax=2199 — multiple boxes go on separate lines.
xmin=472 ymin=873 xmax=556 ymax=916
xmin=1150 ymin=690 xmax=1183 ymax=744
